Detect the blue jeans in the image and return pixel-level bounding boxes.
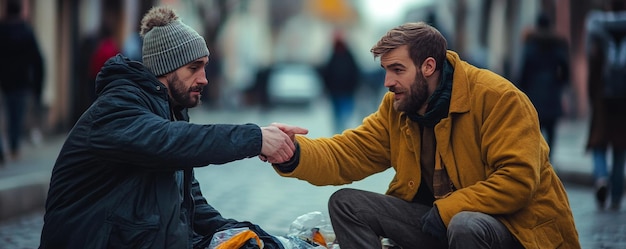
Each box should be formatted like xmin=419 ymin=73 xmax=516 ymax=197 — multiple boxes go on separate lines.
xmin=330 ymin=94 xmax=355 ymax=135
xmin=2 ymin=89 xmax=29 ymax=155
xmin=592 ymin=147 xmax=625 ymax=205
xmin=328 ymin=188 xmax=523 ymax=249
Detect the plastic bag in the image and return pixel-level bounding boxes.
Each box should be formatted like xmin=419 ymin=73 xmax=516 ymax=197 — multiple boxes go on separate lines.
xmin=281 ymin=211 xmax=336 ymax=248
xmin=274 ymin=235 xmax=327 ymax=249
xmin=208 ymin=227 xmax=264 ymax=249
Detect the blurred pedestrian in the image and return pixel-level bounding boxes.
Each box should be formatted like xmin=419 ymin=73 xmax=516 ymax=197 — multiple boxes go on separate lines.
xmin=121 ymin=25 xmax=143 ymax=63
xmin=121 ymin=1 xmax=151 ymax=63
xmin=88 ymin=3 xmax=122 ymax=96
xmin=88 ymin=29 xmax=120 ymax=83
xmin=585 ymin=0 xmax=626 ymax=211
xmin=72 ymin=2 xmax=123 ymax=125
xmin=122 ymin=32 xmax=142 ymax=62
xmin=320 ymin=29 xmax=361 ymax=134
xmin=268 ymin=22 xmax=580 ymax=248
xmin=518 ymin=12 xmax=570 ymax=159
xmin=39 ymin=6 xmax=302 ymax=249
xmin=0 ymin=0 xmax=44 ymax=164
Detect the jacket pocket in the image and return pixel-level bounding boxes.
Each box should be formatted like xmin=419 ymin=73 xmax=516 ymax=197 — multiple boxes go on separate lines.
xmin=106 ymin=213 xmax=160 ymax=249
xmin=532 ymin=218 xmax=564 ymax=248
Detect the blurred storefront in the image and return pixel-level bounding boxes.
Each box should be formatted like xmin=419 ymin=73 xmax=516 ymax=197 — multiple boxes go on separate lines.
xmin=0 ymin=0 xmax=598 ymax=135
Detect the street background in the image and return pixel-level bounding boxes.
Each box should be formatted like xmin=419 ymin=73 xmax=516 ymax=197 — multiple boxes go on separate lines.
xmin=1 ymin=0 xmax=626 ymax=248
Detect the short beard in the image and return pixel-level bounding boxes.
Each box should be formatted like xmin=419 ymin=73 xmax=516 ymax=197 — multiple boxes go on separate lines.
xmin=398 ymin=72 xmax=429 ymax=114
xmin=166 ymin=73 xmax=199 ymax=108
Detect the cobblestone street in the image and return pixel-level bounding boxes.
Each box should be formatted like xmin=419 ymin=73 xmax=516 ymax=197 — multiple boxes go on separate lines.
xmin=0 ymin=209 xmax=43 ymax=249
xmin=1 ymin=182 xmax=624 ymax=248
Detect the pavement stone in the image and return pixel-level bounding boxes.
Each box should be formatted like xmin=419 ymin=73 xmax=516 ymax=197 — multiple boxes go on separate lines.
xmin=0 ymin=134 xmax=63 ymax=221
xmin=0 ymin=105 xmax=624 ymax=249
xmin=0 ymin=209 xmax=43 ymax=249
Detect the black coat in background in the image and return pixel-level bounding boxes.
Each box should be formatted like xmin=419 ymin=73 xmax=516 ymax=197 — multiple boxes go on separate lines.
xmin=518 ymin=28 xmax=570 ymax=152
xmin=0 ymin=18 xmax=44 ymax=94
xmin=518 ymin=30 xmax=570 ymax=122
xmin=321 ymin=39 xmax=360 ymax=96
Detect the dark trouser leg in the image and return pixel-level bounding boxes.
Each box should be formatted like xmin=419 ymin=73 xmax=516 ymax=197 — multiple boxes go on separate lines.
xmin=610 ymin=149 xmax=625 ymax=209
xmin=328 ymin=188 xmax=445 ymax=249
xmin=593 ymin=148 xmax=609 ymax=208
xmin=540 ymin=118 xmax=557 ymax=158
xmin=448 ymin=211 xmax=523 ymax=249
xmin=5 ymin=89 xmax=28 ymax=156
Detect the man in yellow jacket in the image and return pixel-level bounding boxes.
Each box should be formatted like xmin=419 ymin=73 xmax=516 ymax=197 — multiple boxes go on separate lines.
xmin=267 ymin=22 xmax=580 ymax=249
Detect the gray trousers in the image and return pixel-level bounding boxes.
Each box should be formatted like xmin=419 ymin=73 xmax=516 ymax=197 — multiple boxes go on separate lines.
xmin=328 ymin=188 xmax=524 ymax=249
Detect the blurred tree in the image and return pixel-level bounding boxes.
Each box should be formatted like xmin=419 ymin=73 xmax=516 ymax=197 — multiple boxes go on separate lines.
xmin=455 ymin=0 xmax=468 ymax=56
xmin=193 ymin=0 xmax=234 ymax=108
xmin=194 ymin=0 xmax=231 ymax=51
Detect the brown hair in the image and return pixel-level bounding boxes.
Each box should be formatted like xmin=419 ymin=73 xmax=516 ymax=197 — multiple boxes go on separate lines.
xmin=370 ymin=22 xmax=447 ymax=71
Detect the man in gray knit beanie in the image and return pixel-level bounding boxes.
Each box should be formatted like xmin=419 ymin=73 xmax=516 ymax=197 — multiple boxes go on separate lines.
xmin=40 ymin=6 xmax=305 ymax=249
xmin=140 ymin=6 xmax=209 ymax=77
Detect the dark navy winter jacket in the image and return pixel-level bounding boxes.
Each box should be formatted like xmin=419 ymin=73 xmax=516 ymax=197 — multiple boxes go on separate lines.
xmin=40 ymin=55 xmax=282 ymax=249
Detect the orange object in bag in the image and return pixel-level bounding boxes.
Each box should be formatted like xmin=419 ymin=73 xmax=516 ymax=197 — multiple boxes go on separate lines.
xmin=311 ymin=228 xmax=328 ymax=248
xmin=215 ymin=229 xmax=263 ymax=249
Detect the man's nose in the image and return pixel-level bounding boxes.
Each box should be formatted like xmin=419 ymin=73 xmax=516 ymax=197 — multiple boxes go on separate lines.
xmin=383 ymin=74 xmax=394 ymax=88
xmin=198 ymin=75 xmax=208 ymax=85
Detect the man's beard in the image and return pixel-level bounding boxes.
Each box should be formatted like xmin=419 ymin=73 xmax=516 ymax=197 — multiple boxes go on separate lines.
xmin=167 ymin=73 xmax=203 ymax=108
xmin=393 ymin=72 xmax=429 ymax=114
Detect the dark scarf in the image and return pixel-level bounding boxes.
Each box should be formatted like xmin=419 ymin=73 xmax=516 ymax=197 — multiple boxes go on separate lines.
xmin=407 ymin=60 xmax=454 ymax=127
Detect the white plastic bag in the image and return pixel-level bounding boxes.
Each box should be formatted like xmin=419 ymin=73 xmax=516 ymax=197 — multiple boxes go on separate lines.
xmin=283 ymin=211 xmax=336 ymax=248
xmin=275 ymin=235 xmax=326 ymax=249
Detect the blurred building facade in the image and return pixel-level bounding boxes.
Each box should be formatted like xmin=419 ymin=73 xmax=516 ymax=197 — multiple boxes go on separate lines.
xmin=0 ymin=0 xmax=599 ymax=134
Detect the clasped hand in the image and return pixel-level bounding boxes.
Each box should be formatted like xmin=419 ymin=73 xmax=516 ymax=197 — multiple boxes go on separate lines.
xmin=259 ymin=123 xmax=308 ymax=164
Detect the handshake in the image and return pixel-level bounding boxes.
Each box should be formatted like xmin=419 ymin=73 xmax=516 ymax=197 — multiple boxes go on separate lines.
xmin=258 ymin=123 xmax=309 ymax=164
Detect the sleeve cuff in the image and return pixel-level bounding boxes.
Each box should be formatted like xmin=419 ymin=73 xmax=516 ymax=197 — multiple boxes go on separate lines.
xmin=272 ymin=142 xmax=301 ymax=173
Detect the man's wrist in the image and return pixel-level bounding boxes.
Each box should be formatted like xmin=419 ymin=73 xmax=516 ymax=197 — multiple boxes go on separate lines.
xmin=273 ymin=142 xmax=300 ymax=173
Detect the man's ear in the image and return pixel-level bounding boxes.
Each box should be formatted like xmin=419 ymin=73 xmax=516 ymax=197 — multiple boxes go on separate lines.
xmin=157 ymin=72 xmax=171 ymax=87
xmin=420 ymin=57 xmax=437 ymax=77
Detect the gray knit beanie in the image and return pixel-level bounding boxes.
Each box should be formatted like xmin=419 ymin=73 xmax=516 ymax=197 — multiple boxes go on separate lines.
xmin=140 ymin=6 xmax=209 ymax=76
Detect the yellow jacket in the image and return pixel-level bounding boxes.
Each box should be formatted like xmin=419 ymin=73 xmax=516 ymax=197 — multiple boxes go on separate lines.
xmin=277 ymin=51 xmax=580 ymax=249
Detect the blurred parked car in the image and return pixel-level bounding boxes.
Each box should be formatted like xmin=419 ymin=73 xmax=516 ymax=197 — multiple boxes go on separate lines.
xmin=266 ymin=63 xmax=324 ymax=106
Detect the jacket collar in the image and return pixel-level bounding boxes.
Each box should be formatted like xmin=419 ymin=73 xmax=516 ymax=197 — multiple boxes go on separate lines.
xmin=445 ymin=50 xmax=471 ymax=115
xmin=407 ymin=59 xmax=453 ymax=127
